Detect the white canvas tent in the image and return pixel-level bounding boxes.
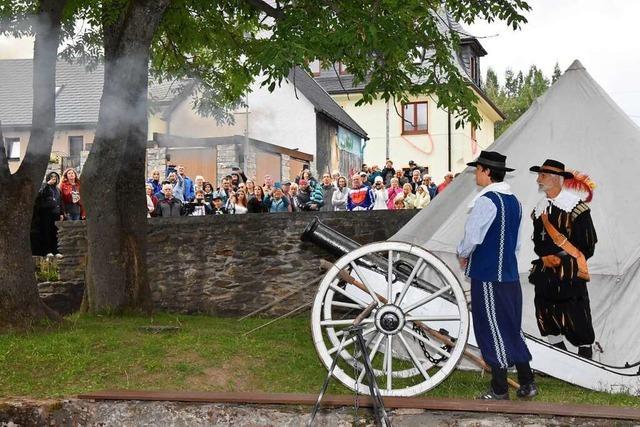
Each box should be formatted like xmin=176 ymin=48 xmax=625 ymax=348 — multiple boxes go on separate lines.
xmin=393 ymin=60 xmax=640 ymax=376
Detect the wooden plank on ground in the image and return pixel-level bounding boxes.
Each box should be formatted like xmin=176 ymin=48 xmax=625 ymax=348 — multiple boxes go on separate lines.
xmin=77 ymin=391 xmax=640 ymax=421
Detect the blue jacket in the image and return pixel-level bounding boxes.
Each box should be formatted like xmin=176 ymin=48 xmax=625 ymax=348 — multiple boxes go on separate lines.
xmin=146 ymin=178 xmax=162 ymax=195
xmin=182 ymin=176 xmax=195 ymax=201
xmin=265 ymin=195 xmax=290 ymax=213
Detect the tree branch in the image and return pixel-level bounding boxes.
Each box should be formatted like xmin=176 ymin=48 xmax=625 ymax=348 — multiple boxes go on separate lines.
xmin=16 ymin=0 xmax=68 ymax=187
xmin=244 ymin=0 xmax=284 ymax=19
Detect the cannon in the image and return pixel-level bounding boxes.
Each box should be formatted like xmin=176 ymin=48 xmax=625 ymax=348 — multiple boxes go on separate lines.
xmin=303 ymin=218 xmax=640 ymax=398
xmin=302 ymin=218 xmax=470 ymax=397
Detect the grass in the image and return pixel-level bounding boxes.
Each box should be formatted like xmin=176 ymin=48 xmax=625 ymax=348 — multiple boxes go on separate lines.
xmin=0 ymin=313 xmax=638 ymax=407
xmin=34 ymin=256 xmax=60 ymax=282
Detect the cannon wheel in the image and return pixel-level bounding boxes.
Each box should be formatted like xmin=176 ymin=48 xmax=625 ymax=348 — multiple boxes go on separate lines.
xmin=311 ymin=241 xmax=469 ymax=397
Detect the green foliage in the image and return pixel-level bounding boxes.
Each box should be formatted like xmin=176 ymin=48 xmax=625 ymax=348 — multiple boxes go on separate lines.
xmin=552 ymin=62 xmax=562 ymax=83
xmin=0 ymin=314 xmax=638 ymax=407
xmin=484 ymin=63 xmax=559 ymax=137
xmin=2 ymin=0 xmax=531 ymax=128
xmin=34 ymin=256 xmax=60 ymax=282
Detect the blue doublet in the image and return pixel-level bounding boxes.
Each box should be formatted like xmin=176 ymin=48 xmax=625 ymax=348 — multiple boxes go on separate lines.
xmin=466 ymin=191 xmax=531 ymax=368
xmin=466 ymin=191 xmax=520 ymax=282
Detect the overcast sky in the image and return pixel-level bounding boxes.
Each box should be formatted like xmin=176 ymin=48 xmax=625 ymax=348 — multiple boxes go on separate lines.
xmin=468 ymin=0 xmax=640 ymax=125
xmin=1 ymin=1 xmax=639 ymax=125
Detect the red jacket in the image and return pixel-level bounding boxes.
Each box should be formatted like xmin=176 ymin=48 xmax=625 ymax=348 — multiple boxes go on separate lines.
xmin=60 ymin=181 xmax=85 ymax=218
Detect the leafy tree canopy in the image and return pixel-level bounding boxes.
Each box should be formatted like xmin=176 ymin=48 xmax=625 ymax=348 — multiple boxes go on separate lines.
xmin=2 ymin=0 xmax=531 ymax=127
xmin=484 ymin=62 xmax=560 ymax=137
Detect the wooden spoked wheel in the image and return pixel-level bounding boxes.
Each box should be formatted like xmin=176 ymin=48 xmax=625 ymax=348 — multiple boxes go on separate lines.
xmin=311 ymin=241 xmax=469 ymax=397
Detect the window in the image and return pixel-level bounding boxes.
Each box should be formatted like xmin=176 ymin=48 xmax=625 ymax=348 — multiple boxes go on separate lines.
xmin=69 ymin=136 xmax=83 ymax=157
xmin=5 ymin=137 xmax=20 ymax=160
xmin=338 ymin=62 xmax=349 ymax=75
xmin=470 ymin=56 xmax=478 ymax=82
xmin=471 ymin=124 xmax=477 ymax=141
xmin=402 ymin=102 xmax=428 ymax=134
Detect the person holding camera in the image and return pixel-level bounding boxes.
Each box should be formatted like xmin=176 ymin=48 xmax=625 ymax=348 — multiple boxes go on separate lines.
xmin=185 ymin=189 xmax=213 ymax=216
xmin=371 ymin=176 xmax=389 ymax=210
xmin=264 ymin=185 xmax=290 ymax=213
xmin=230 ymin=167 xmax=248 ymax=191
xmin=381 ymin=160 xmax=396 ymax=186
xmin=386 ymin=177 xmax=403 ymax=209
xmin=297 ymin=168 xmax=318 ymax=188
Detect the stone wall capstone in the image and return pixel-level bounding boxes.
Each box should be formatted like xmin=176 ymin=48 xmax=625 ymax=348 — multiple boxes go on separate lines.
xmin=56 ymin=210 xmax=419 ymax=316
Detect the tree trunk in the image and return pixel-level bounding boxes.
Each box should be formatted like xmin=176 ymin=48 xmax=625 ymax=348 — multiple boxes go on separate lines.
xmin=0 ymin=189 xmax=55 ymax=329
xmin=0 ymin=0 xmax=67 ymax=330
xmin=81 ymin=0 xmax=170 ymax=313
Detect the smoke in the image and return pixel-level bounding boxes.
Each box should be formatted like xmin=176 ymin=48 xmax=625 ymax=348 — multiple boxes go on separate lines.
xmin=0 ymin=34 xmax=33 ymax=59
xmin=91 ymin=53 xmax=156 ymax=145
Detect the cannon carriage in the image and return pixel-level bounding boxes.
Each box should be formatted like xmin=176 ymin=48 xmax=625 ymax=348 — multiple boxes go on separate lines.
xmin=303 ymin=218 xmax=471 ymax=397
xmin=302 ymin=217 xmax=640 ymax=397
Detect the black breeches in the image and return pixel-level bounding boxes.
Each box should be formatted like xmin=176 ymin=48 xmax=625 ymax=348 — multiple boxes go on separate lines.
xmin=533 ymin=278 xmax=595 ymax=346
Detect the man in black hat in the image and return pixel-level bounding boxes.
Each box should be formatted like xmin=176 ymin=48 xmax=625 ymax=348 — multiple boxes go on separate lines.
xmin=528 ymin=159 xmax=597 ymax=359
xmin=458 ymin=150 xmax=536 ymax=400
xmin=211 ymin=193 xmax=229 ymax=215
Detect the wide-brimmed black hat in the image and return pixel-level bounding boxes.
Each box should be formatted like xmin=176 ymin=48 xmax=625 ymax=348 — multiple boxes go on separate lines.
xmin=529 ymin=159 xmax=574 ymax=179
xmin=466 ymin=150 xmax=515 ymax=172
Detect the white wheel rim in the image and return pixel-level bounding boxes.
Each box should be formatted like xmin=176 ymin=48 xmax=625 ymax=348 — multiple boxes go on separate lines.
xmin=311 ymin=241 xmax=469 ymax=397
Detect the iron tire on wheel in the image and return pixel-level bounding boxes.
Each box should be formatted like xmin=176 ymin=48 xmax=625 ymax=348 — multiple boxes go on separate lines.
xmin=311 ymin=241 xmax=469 ymax=397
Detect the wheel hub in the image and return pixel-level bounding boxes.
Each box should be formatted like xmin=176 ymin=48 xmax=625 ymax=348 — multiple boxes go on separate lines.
xmin=374 ymin=304 xmax=405 ymax=335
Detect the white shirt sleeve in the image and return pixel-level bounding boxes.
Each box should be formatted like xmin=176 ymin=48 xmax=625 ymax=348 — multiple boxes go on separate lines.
xmin=457 ymin=196 xmax=497 ymax=258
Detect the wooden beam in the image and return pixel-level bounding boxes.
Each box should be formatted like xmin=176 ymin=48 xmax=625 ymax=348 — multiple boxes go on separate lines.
xmin=77 ymin=391 xmax=640 ymax=421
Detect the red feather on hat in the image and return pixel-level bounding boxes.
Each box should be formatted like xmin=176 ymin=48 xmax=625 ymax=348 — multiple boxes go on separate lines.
xmin=563 ymin=170 xmax=596 ymax=202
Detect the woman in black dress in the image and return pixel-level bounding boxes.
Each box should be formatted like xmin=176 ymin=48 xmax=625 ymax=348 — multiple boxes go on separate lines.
xmin=31 ymin=172 xmax=64 ymax=255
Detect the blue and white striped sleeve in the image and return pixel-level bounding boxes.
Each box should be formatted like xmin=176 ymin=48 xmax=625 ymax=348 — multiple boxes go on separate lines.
xmin=457 ymin=196 xmax=497 ymax=258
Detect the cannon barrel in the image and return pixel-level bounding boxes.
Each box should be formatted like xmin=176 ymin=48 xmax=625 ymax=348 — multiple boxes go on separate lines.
xmin=301 ymin=218 xmax=455 ymax=304
xmin=301 ymin=217 xmax=360 ymax=258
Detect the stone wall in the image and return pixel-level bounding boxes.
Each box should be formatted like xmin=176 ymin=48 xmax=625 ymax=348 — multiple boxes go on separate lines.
xmin=57 ymin=210 xmax=419 ymax=316
xmin=38 ymin=281 xmax=84 ymax=316
xmin=215 ymin=143 xmax=239 ymax=185
xmin=0 ymin=399 xmax=624 ymax=426
xmin=280 ymin=153 xmax=291 ymax=182
xmin=146 ymin=146 xmax=168 ymax=177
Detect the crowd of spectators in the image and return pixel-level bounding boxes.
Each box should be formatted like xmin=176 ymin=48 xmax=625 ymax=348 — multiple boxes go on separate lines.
xmin=145 ymin=160 xmax=457 ymax=217
xmin=29 ymin=161 xmax=457 ymax=255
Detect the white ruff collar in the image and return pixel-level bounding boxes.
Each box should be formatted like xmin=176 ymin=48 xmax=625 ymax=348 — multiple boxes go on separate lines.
xmin=468 ymin=182 xmax=513 ymax=209
xmin=534 ymin=190 xmax=581 ymax=218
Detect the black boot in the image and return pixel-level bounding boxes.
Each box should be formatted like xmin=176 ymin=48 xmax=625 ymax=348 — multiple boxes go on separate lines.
xmin=578 ymin=346 xmax=593 ymax=359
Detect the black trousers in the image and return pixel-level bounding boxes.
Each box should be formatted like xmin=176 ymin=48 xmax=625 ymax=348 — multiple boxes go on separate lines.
xmin=533 ymin=280 xmax=595 ymax=346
